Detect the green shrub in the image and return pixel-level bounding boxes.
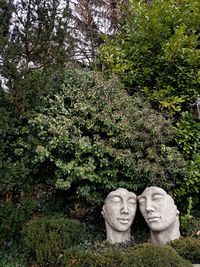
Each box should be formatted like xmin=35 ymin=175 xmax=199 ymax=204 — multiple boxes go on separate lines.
xmin=175 ymin=112 xmax=200 ymax=197
xmin=179 ymin=199 xmax=200 ymax=237
xmin=63 ymin=243 xmax=192 ymax=267
xmin=0 ymin=102 xmax=31 ymax=197
xmin=171 ymin=237 xmax=200 ymax=263
xmin=26 ymin=67 xmax=186 ymax=204
xmin=127 ymin=243 xmax=192 ymax=267
xmin=100 ymin=0 xmax=200 ymax=203
xmin=181 ymin=215 xmax=200 ymax=237
xmin=23 ymin=216 xmax=86 ymax=266
xmin=100 ymin=0 xmax=200 ymax=115
xmin=0 ymin=69 xmax=65 ymax=198
xmin=0 ymin=246 xmax=28 ymax=267
xmin=0 ymin=200 xmax=34 ymax=246
xmin=63 ymin=247 xmax=123 ymax=267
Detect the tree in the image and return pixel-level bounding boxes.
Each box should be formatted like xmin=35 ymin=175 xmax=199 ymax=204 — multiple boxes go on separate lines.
xmin=100 ymin=0 xmax=200 ymax=200
xmin=70 ymin=0 xmax=128 ymax=64
xmin=0 ymin=0 xmax=128 ymax=115
xmin=100 ymin=0 xmax=200 ymax=115
xmin=0 ymin=0 xmax=72 ymax=115
xmin=20 ymin=67 xmax=186 ymax=204
xmin=0 ymin=68 xmax=66 ymax=200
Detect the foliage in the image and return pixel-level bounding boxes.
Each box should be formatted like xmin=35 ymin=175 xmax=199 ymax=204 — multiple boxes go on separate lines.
xmin=0 ymin=0 xmax=73 ymax=119
xmin=0 ymin=245 xmax=29 ymax=267
xmin=0 ymin=68 xmax=67 ymax=198
xmin=1 ymin=0 xmax=71 ymax=74
xmin=100 ymin=0 xmax=200 ymax=205
xmin=0 ymin=199 xmax=34 ymax=247
xmin=23 ymin=216 xmax=86 ymax=267
xmin=100 ymin=0 xmax=200 ymax=115
xmin=70 ymin=0 xmax=128 ymax=64
xmin=63 ymin=243 xmax=192 ymax=267
xmin=171 ymin=237 xmax=200 ymax=263
xmin=24 ymin=67 xmax=186 ymax=204
xmin=180 ymin=197 xmax=194 ymax=235
xmin=125 ymin=243 xmax=192 ymax=267
xmin=63 ymin=247 xmax=123 ymax=267
xmin=181 ymin=213 xmax=200 ymax=237
xmin=0 ymin=0 xmax=128 ymax=103
xmin=174 ymin=111 xmax=200 ymax=196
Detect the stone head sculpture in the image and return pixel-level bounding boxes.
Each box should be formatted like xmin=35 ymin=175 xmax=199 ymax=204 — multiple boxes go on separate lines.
xmin=138 ymin=186 xmax=180 ymax=244
xmin=101 ymin=188 xmax=137 ymax=244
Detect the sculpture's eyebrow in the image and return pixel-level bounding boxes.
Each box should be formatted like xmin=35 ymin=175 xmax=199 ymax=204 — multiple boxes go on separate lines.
xmin=137 ymin=196 xmax=146 ymax=202
xmin=128 ymin=192 xmax=137 ymax=198
xmin=128 ymin=195 xmax=136 ymax=200
xmin=108 ymin=192 xmax=119 ymax=197
xmin=152 ymin=192 xmax=165 ymax=198
xmin=128 ymin=196 xmax=136 ymax=203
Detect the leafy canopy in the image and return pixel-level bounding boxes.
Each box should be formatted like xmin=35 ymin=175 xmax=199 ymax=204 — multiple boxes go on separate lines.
xmin=100 ymin=0 xmax=200 ymax=114
xmin=25 ymin=67 xmax=186 ymax=204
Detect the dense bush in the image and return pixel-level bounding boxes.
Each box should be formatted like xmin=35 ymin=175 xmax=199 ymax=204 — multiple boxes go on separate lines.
xmin=171 ymin=237 xmax=200 ymax=263
xmin=0 ymin=69 xmax=65 ymax=198
xmin=0 ymin=101 xmax=30 ymax=197
xmin=100 ymin=0 xmax=200 ymax=203
xmin=0 ymin=246 xmax=28 ymax=267
xmin=126 ymin=243 xmax=192 ymax=267
xmin=101 ymin=0 xmax=200 ymax=115
xmin=63 ymin=243 xmax=192 ymax=267
xmin=181 ymin=215 xmax=200 ymax=237
xmin=63 ymin=247 xmax=123 ymax=267
xmin=24 ymin=67 xmax=186 ymax=204
xmin=23 ymin=216 xmax=86 ymax=266
xmin=0 ymin=200 xmax=34 ymax=247
xmin=175 ymin=112 xmax=200 ymax=197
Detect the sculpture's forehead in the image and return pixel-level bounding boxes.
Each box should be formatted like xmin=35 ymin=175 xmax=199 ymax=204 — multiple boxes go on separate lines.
xmin=139 ymin=186 xmax=167 ymax=198
xmin=107 ymin=188 xmax=136 ymax=199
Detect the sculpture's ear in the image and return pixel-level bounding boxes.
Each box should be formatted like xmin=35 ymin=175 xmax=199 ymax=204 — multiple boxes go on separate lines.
xmin=175 ymin=205 xmax=180 ymax=216
xmin=101 ymin=205 xmax=105 ymax=218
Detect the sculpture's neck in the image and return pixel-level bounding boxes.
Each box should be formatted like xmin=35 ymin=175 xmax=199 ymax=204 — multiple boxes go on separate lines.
xmin=105 ymin=222 xmax=131 ymax=244
xmin=150 ymin=218 xmax=180 ymax=244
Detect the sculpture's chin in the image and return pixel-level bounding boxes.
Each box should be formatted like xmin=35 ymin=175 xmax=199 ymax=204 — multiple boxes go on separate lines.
xmin=114 ymin=225 xmax=130 ymax=232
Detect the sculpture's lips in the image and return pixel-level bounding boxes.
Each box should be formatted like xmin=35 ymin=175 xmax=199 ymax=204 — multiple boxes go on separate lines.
xmin=147 ymin=216 xmax=161 ymax=222
xmin=117 ymin=218 xmax=130 ymax=224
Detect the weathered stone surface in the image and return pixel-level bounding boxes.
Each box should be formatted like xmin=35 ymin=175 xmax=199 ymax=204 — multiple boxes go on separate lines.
xmin=101 ymin=188 xmax=137 ymax=244
xmin=138 ymin=186 xmax=180 ymax=244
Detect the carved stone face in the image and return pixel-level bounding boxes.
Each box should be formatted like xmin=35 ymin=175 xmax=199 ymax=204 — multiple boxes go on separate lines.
xmin=102 ymin=188 xmax=137 ymax=232
xmin=138 ymin=186 xmax=179 ymax=232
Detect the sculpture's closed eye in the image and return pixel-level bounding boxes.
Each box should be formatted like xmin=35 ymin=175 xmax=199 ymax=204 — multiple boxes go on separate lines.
xmin=152 ymin=194 xmax=163 ymax=200
xmin=138 ymin=198 xmax=145 ymax=204
xmin=128 ymin=198 xmax=136 ymax=204
xmin=111 ymin=196 xmax=121 ymax=202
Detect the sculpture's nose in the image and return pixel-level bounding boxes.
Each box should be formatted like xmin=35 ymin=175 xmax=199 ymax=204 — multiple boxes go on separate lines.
xmin=145 ymin=199 xmax=155 ymax=213
xmin=121 ymin=202 xmax=129 ymax=214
